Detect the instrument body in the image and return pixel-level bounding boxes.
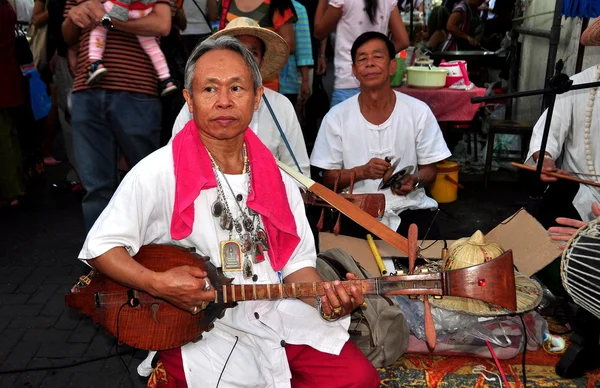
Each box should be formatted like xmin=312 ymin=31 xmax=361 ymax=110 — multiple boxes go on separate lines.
xmin=562 ymin=218 xmax=600 ymax=320
xmin=66 ymin=245 xmax=517 ymax=351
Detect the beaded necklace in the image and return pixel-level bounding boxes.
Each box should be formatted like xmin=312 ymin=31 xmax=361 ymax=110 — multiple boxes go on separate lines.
xmin=208 ymin=144 xmax=269 ymax=279
xmin=584 ymin=65 xmax=600 ymax=183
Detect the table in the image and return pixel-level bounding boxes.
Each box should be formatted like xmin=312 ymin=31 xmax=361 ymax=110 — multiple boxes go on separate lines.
xmin=395 ymin=85 xmax=486 ymax=123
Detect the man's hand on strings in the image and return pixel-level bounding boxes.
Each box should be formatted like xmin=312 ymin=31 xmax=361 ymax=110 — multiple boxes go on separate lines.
xmin=319 ymin=273 xmax=365 ymax=319
xmin=534 ymin=152 xmax=569 ymax=182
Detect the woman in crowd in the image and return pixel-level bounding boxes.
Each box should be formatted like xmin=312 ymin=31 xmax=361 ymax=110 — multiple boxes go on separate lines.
xmin=0 ymin=0 xmax=26 ymax=207
xmin=426 ymin=5 xmax=449 ymax=51
xmin=32 ymin=0 xmax=61 ymax=166
xmin=220 ymin=0 xmax=298 ymax=91
xmin=441 ymin=0 xmax=485 ymax=51
xmin=314 ymin=0 xmax=409 ymax=106
xmin=180 ymin=0 xmax=217 ymax=56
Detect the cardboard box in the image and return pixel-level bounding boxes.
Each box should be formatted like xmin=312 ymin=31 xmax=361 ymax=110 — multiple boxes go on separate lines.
xmin=319 ymin=208 xmax=560 ymax=277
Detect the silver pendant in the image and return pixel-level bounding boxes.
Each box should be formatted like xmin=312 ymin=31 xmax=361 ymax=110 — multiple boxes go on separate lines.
xmin=234 ymin=220 xmax=243 ymax=233
xmin=211 ymin=199 xmax=223 ymax=217
xmin=241 ymin=233 xmax=253 ymax=253
xmin=220 ymin=240 xmax=243 ymax=272
xmin=220 ymin=213 xmax=233 ymax=231
xmin=256 ymin=227 xmax=269 ymax=251
xmin=243 ymin=217 xmax=254 ymax=232
xmin=243 ymin=258 xmax=253 ymax=279
xmin=253 ymin=243 xmax=265 ymax=263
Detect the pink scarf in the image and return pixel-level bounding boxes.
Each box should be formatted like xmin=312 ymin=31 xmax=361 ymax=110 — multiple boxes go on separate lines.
xmin=170 ymin=120 xmax=300 ymax=271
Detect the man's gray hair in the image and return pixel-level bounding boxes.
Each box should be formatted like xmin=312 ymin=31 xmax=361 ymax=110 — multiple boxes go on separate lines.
xmin=184 ymin=35 xmax=263 ymax=93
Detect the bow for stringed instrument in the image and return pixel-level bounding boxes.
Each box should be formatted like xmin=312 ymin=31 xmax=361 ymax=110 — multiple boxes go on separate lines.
xmin=65 ymin=244 xmax=517 ymax=351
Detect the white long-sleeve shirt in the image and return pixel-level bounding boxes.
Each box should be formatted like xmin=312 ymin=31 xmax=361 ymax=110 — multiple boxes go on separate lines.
xmin=526 ymin=65 xmax=600 ymax=222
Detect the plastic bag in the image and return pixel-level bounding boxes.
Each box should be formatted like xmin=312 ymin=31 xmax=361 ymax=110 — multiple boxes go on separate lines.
xmin=24 ymin=68 xmax=51 ymax=121
xmin=395 ymin=295 xmax=546 ymax=348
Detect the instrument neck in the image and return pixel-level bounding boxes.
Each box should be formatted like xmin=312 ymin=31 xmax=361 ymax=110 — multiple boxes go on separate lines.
xmin=215 ymin=274 xmax=445 ymax=303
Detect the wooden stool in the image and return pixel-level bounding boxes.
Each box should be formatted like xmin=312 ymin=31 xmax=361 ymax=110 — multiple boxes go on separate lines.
xmin=484 ymin=120 xmax=534 ymax=188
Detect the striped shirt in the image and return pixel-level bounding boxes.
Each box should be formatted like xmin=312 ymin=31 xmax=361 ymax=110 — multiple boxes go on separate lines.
xmin=64 ymin=0 xmax=170 ymax=96
xmin=279 ymin=0 xmax=313 ymax=95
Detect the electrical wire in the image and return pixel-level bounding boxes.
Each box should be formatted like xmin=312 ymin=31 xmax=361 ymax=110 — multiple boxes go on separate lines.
xmin=216 ymin=335 xmax=239 ymax=388
xmin=485 ymin=341 xmax=510 ymax=388
xmin=115 ymin=301 xmax=136 ymax=388
xmin=519 ymin=314 xmax=528 ymax=388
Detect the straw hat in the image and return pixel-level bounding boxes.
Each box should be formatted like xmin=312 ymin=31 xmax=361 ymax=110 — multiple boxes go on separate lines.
xmin=581 ymin=18 xmax=600 ymax=46
xmin=430 ymin=231 xmax=543 ymax=317
xmin=212 ymin=17 xmax=290 ymax=81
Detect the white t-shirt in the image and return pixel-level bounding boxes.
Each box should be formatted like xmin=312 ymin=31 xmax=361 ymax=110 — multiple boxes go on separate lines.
xmin=79 ymin=145 xmax=350 ymax=388
xmin=330 ymin=0 xmax=398 ymax=90
xmin=181 ymin=0 xmax=212 ymax=35
xmin=526 ymin=65 xmax=600 ymax=222
xmin=310 ymin=91 xmax=451 ymax=230
xmin=172 ymin=87 xmax=311 ymax=177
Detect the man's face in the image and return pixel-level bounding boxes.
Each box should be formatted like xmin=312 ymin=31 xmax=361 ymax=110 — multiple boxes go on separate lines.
xmin=351 ymin=39 xmax=396 ymax=89
xmin=183 ymin=49 xmax=263 ymax=142
xmin=237 ymin=35 xmax=264 ymax=68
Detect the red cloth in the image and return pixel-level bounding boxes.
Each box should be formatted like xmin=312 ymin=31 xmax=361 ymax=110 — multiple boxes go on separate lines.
xmin=396 ymin=86 xmax=486 ymax=122
xmin=285 ymin=342 xmax=381 ymax=388
xmin=0 ymin=1 xmax=24 ymax=108
xmin=170 ymin=120 xmax=300 ymax=272
xmin=158 ymin=342 xmax=380 ymax=388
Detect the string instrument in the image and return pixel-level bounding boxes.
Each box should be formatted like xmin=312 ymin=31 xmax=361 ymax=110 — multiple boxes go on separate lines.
xmin=65 ymin=244 xmax=517 ymax=351
xmin=511 ymin=162 xmax=600 ymax=188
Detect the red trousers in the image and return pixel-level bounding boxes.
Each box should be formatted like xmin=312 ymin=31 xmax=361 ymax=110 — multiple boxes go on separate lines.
xmin=160 ymin=341 xmax=380 ymax=388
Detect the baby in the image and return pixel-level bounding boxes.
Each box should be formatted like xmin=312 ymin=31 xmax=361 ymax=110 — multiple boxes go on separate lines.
xmin=86 ymin=0 xmax=177 ymax=97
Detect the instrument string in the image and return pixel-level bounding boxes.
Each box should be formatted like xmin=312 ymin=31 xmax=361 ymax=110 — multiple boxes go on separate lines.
xmin=216 ymin=335 xmax=239 ymax=388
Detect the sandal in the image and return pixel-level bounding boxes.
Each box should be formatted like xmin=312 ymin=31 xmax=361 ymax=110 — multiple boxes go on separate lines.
xmin=86 ymin=60 xmax=108 ymax=85
xmin=159 ymin=78 xmax=178 ymax=97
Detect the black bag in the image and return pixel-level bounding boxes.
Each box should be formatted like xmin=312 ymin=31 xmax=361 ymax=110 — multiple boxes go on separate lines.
xmin=317 ymin=248 xmax=410 ymax=368
xmin=14 ymin=23 xmax=33 ymax=66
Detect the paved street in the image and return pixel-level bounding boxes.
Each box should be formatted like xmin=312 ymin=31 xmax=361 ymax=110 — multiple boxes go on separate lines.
xmin=0 ymin=165 xmax=147 ymax=388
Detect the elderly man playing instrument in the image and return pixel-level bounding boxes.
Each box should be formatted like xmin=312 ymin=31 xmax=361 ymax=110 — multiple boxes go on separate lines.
xmin=310 ymin=32 xmax=451 ymax=239
xmin=171 ymin=17 xmax=311 ymax=177
xmin=77 ymin=35 xmax=379 ymax=388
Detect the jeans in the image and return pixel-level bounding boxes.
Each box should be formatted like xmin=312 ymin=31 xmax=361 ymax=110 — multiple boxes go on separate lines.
xmin=330 ymin=87 xmax=360 ymax=107
xmin=71 ymin=89 xmax=161 ymax=232
xmin=53 ymin=55 xmax=79 ymax=182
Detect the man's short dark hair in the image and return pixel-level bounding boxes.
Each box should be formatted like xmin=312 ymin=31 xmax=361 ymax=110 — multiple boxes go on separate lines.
xmin=351 ymin=32 xmax=396 ymax=64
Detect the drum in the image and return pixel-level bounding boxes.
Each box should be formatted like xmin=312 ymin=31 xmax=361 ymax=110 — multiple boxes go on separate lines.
xmin=561 ymin=217 xmax=600 ymax=320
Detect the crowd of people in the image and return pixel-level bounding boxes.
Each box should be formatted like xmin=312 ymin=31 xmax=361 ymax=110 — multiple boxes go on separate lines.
xmin=3 ymin=0 xmax=600 ymax=384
